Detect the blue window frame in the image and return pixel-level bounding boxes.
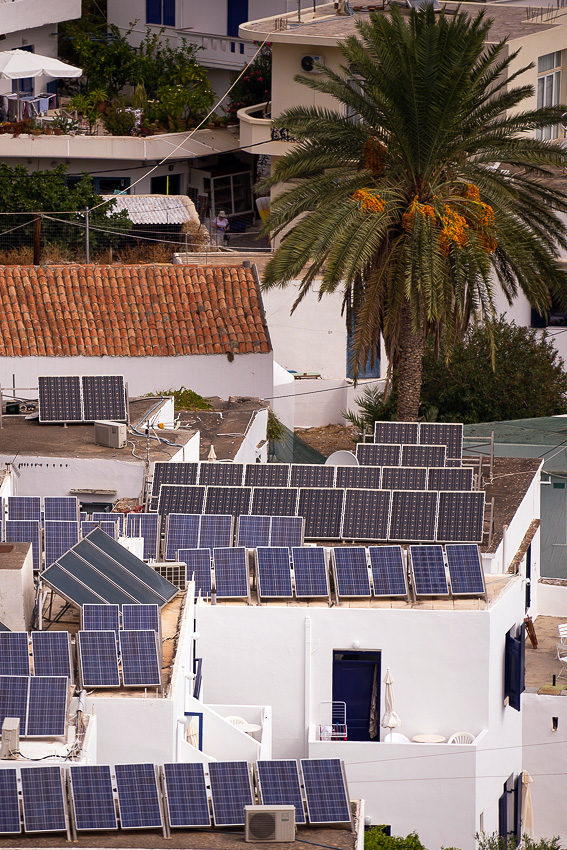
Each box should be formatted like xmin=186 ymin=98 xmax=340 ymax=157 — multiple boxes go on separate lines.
xmin=146 ymin=0 xmax=175 ymax=26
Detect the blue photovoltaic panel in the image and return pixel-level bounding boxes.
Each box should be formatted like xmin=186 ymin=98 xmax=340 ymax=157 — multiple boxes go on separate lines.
xmin=81 ymin=521 xmax=117 ymax=540
xmin=401 ymin=444 xmax=446 ymax=468
xmin=0 ymin=675 xmax=28 ymax=732
xmin=270 ymin=516 xmax=304 ymax=550
xmin=213 ymin=547 xmax=249 ymax=598
xmin=78 ymin=631 xmax=120 ymax=688
xmin=44 ymin=520 xmax=79 ymax=568
xmin=82 ymin=604 xmax=120 ymax=637
xmin=205 ymin=486 xmax=251 ymax=517
xmin=122 ymin=604 xmax=160 ymax=633
xmin=0 ymin=632 xmax=30 ymax=675
xmin=158 ymin=486 xmax=205 ymax=527
xmin=163 ymin=762 xmax=211 ymax=828
xmin=298 ymin=489 xmax=344 ymax=540
xmin=81 ymin=375 xmax=126 ymax=422
xmin=31 ymin=631 xmax=72 ymax=679
xmin=244 ymin=464 xmax=290 ymax=488
xmin=7 ymin=496 xmax=41 ymax=522
xmin=237 ymin=515 xmax=271 ymax=548
xmin=381 ymin=467 xmax=427 ymax=491
xmin=374 ymin=422 xmax=419 ymax=445
xmin=389 ymin=491 xmax=438 ymax=542
xmin=115 ymin=763 xmax=163 ymax=829
xmin=119 ymin=630 xmax=161 ymax=687
xmin=209 ymin=761 xmax=253 ymax=827
xmin=335 ymin=466 xmax=382 ymax=490
xmin=70 ymin=765 xmax=118 ymax=831
xmin=165 ymin=514 xmax=200 ymax=560
xmin=92 ymin=512 xmax=124 ymax=533
xmin=427 ymin=467 xmax=473 ymax=491
xmin=151 ymin=462 xmax=199 ymax=509
xmin=341 ymin=490 xmax=391 ymax=541
xmin=20 ymin=766 xmax=67 ymax=833
xmin=256 ymin=547 xmax=293 ymax=598
xmin=257 ymin=760 xmax=306 ymax=824
xmin=410 ymin=545 xmax=449 ymax=596
xmin=419 ymin=422 xmax=463 ymax=460
xmin=292 ymin=547 xmax=329 ymax=598
xmin=126 ymin=513 xmax=159 ymax=561
xmin=251 ymin=487 xmax=298 ymax=517
xmin=290 ymin=465 xmax=335 ymax=489
xmin=0 ymin=769 xmax=21 ymax=833
xmin=436 ymin=491 xmax=485 ymax=543
xmin=446 ymin=544 xmax=486 ymax=595
xmin=198 ymin=463 xmax=244 ymax=487
xmin=44 ymin=496 xmax=78 ymax=522
xmin=368 ymin=546 xmax=408 ymax=597
xmin=300 ymin=759 xmax=351 ymax=824
xmin=199 ymin=514 xmax=233 ymax=550
xmin=80 ymin=512 xmax=88 ymax=523
xmin=38 ymin=375 xmax=82 ymax=423
xmin=178 ymin=549 xmax=212 ymax=597
xmin=5 ymin=520 xmax=41 ymax=571
xmin=356 ymin=444 xmax=400 ymax=467
xmin=332 ymin=547 xmax=371 ymax=597
xmin=27 ymin=676 xmax=67 ymax=737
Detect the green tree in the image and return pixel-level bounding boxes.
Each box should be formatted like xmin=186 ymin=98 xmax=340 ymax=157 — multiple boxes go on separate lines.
xmin=60 ymin=22 xmax=137 ymax=98
xmin=365 ymin=828 xmax=427 ymax=850
xmin=260 ymin=6 xmax=567 ymax=421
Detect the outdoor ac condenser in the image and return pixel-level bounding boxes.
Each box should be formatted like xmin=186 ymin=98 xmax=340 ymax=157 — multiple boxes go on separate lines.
xmin=1 ymin=717 xmax=20 ymax=759
xmin=94 ymin=420 xmax=127 ymax=449
xmin=245 ymin=806 xmax=295 ymax=843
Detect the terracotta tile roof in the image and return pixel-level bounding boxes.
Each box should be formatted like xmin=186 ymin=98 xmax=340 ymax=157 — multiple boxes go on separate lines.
xmin=0 ymin=265 xmax=271 ymax=358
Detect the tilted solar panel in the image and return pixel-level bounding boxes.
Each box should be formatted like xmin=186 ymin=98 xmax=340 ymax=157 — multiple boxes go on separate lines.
xmin=178 ymin=549 xmax=212 ymax=597
xmin=198 ymin=463 xmax=244 ymax=487
xmin=209 ymin=761 xmax=253 ymax=826
xmin=125 ymin=512 xmax=160 ymax=561
xmin=122 ymin=604 xmax=160 ymax=633
xmin=300 ymin=759 xmax=351 ymax=824
xmin=446 ymin=544 xmax=486 ymax=595
xmin=44 ymin=520 xmax=80 ymax=569
xmin=150 ymin=462 xmax=199 ymax=509
xmin=335 ymin=466 xmax=382 ymax=490
xmin=78 ymin=630 xmax=120 ymax=688
xmin=237 ymin=515 xmax=271 ymax=548
xmin=7 ymin=496 xmax=40 ymax=522
xmin=81 ymin=375 xmax=126 ymax=422
xmin=368 ymin=546 xmax=408 ymax=597
xmin=163 ymin=762 xmax=211 ymax=828
xmin=69 ymin=765 xmax=118 ymax=831
xmin=256 ymin=547 xmax=293 ymax=598
xmin=157 ymin=486 xmax=205 ymax=530
xmin=4 ymin=520 xmax=41 ymax=571
xmin=257 ymin=760 xmax=306 ymax=824
xmin=292 ymin=547 xmax=329 ymax=598
xmin=0 ymin=632 xmax=30 ymax=675
xmin=0 ymin=769 xmax=21 ymax=833
xmin=92 ymin=512 xmax=124 ymax=533
xmin=436 ymin=492 xmax=485 ymax=543
xmin=381 ymin=467 xmax=427 ymax=491
xmin=213 ymin=547 xmax=249 ymax=598
xmin=199 ymin=514 xmax=233 ymax=549
xmin=298 ymin=489 xmax=344 ymax=540
xmin=427 ymin=467 xmax=473 ymax=491
xmin=44 ymin=496 xmax=78 ymax=522
xmin=115 ymin=763 xmax=163 ymax=829
xmin=81 ymin=521 xmax=117 ymax=540
xmin=251 ymin=487 xmax=298 ymax=517
xmin=38 ymin=375 xmax=82 ymax=423
xmin=31 ymin=631 xmax=72 ymax=679
xmin=341 ymin=489 xmax=391 ymax=541
xmin=401 ymin=444 xmax=446 ymax=468
xmin=27 ymin=676 xmax=68 ymax=737
xmin=290 ymin=465 xmax=336 ymax=489
xmin=165 ymin=514 xmax=200 ymax=560
xmin=270 ymin=515 xmax=304 ymax=550
xmin=0 ymin=675 xmax=28 ymax=733
xmin=119 ymin=630 xmax=161 ymax=687
xmin=244 ymin=464 xmax=290 ymax=488
xmin=356 ymin=444 xmax=401 ymax=467
xmin=389 ymin=491 xmax=438 ymax=542
xmin=374 ymin=421 xmax=419 ymax=445
xmin=410 ymin=545 xmax=449 ymax=596
xmin=419 ymin=422 xmax=463 ymax=460
xmin=82 ymin=604 xmax=120 ymax=637
xmin=332 ymin=547 xmax=371 ymax=597
xmin=20 ymin=766 xmax=67 ymax=833
xmin=205 ymin=486 xmax=251 ymax=517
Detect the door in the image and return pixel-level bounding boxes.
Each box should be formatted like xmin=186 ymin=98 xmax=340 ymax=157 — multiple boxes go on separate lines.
xmin=227 ymin=0 xmax=248 ymax=36
xmin=332 ymin=651 xmax=381 ymax=741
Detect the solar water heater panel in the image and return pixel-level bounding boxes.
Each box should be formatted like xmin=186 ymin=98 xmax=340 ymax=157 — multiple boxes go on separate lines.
xmin=81 ymin=521 xmax=117 ymax=540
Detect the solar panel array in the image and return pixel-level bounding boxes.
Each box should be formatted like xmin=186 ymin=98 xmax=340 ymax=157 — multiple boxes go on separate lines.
xmin=5 ymin=520 xmax=41 ymax=571
xmin=373 ymin=420 xmax=463 ymax=461
xmin=81 ymin=520 xmax=118 ymax=540
xmin=81 ymin=375 xmax=126 ymax=422
xmin=292 ymin=547 xmax=329 ymax=598
xmin=257 ymin=759 xmax=306 ymax=824
xmin=165 ymin=513 xmax=233 ymax=559
xmin=409 ymin=545 xmax=450 ymax=596
xmin=213 ymin=548 xmax=249 ymax=599
xmin=237 ymin=515 xmax=304 ymax=549
xmin=0 ymin=769 xmax=21 ymax=834
xmin=0 ymin=675 xmax=68 ymax=736
xmin=7 ymin=497 xmax=41 ymax=522
xmin=38 ymin=376 xmax=83 ymax=423
xmin=332 ymin=547 xmax=371 ymax=597
xmin=38 ymin=374 xmax=126 ymax=423
xmin=82 ymin=604 xmax=120 ymax=637
xmin=78 ymin=628 xmax=161 ymax=689
xmin=31 ymin=631 xmax=73 ymax=679
xmin=122 ymin=603 xmax=160 ymax=633
xmin=119 ymin=630 xmax=161 ymax=687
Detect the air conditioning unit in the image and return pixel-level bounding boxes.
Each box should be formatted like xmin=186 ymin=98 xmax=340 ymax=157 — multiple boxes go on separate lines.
xmin=245 ymin=806 xmax=295 ymax=843
xmin=1 ymin=717 xmax=20 ymax=760
xmin=300 ymin=54 xmax=325 ymax=73
xmin=94 ymin=420 xmax=127 ymax=449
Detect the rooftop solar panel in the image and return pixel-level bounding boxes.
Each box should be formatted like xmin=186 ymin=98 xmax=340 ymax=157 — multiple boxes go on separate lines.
xmin=157 ymin=486 xmax=205 ymax=526
xmin=270 ymin=516 xmax=304 ymax=550
xmin=119 ymin=630 xmax=161 ymax=687
xmin=300 ymin=759 xmax=351 ymax=824
xmin=446 ymin=544 xmax=486 ymax=595
xmin=213 ymin=547 xmax=249 ymax=598
xmin=82 ymin=604 xmax=120 ymax=637
xmin=290 ymin=465 xmax=336 ymax=489
xmin=122 ymin=604 xmax=160 ymax=633
xmin=256 ymin=547 xmax=293 ymax=598
xmin=78 ymin=630 xmax=120 ymax=688
xmin=199 ymin=514 xmax=233 ymax=549
xmin=5 ymin=520 xmax=41 ymax=571
xmin=54 ymin=549 xmax=155 ymax=608
xmin=332 ymin=547 xmax=371 ymax=597
xmin=410 ymin=545 xmax=449 ymax=596
xmin=436 ymin=492 xmax=485 ymax=543
xmin=374 ymin=422 xmax=419 ymax=445
xmin=298 ymin=489 xmax=344 ymax=540
xmin=244 ymin=464 xmax=290 ymax=488
xmin=335 ymin=466 xmax=382 ymax=490
xmin=38 ymin=375 xmax=82 ymax=423
xmin=69 ymin=765 xmax=118 ymax=831
xmin=257 ymin=760 xmax=306 ymax=824
xmin=401 ymin=444 xmax=446 ymax=468
xmin=427 ymin=467 xmax=473 ymax=491
xmin=81 ymin=375 xmax=126 ymax=422
xmin=292 ymin=547 xmax=329 ymax=598
xmin=237 ymin=515 xmax=271 ymax=548
xmin=165 ymin=514 xmax=200 ymax=560
xmin=419 ymin=422 xmax=463 ymax=459
xmin=0 ymin=675 xmax=28 ymax=732
xmin=205 ymin=486 xmax=251 ymax=517
xmin=341 ymin=489 xmax=391 ymax=541
xmin=209 ymin=761 xmax=253 ymax=826
xmin=198 ymin=463 xmax=244 ymax=487
xmin=381 ymin=467 xmax=427 ymax=491
xmin=356 ymin=444 xmax=401 ymax=467
xmin=0 ymin=632 xmax=30 ymax=675
xmin=40 ymin=562 xmax=107 ymax=607
xmin=251 ymin=487 xmax=298 ymax=517
xmin=389 ymin=491 xmax=438 ymax=542
xmin=81 ymin=521 xmax=118 ymax=540
xmin=0 ymin=769 xmax=21 ymax=833
xmin=44 ymin=496 xmax=79 ymax=522
xmin=178 ymin=549 xmax=212 ymax=597
xmin=6 ymin=496 xmax=40 ymax=522
xmin=92 ymin=512 xmax=124 ymax=533
xmin=27 ymin=676 xmax=68 ymax=737
xmin=115 ymin=763 xmax=163 ymax=829
xmin=20 ymin=766 xmax=67 ymax=833
xmin=31 ymin=631 xmax=72 ymax=679
xmin=369 ymin=546 xmax=408 ymax=597
xmin=44 ymin=520 xmax=79 ymax=569
xmin=163 ymin=762 xmax=211 ymax=828
xmin=125 ymin=513 xmax=160 ymax=560
xmin=151 ymin=463 xmax=199 ymax=509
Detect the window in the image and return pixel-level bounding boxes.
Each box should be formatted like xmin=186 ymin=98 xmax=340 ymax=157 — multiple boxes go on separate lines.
xmin=332 ymin=650 xmax=381 ymax=741
xmin=531 ymin=295 xmax=567 ymax=328
xmin=536 ymin=51 xmax=562 ymax=140
xmin=211 ymin=171 xmax=253 ymax=216
xmin=150 ymin=174 xmax=181 ymax=195
xmin=146 ymin=0 xmax=175 ymax=26
xmin=93 ymin=177 xmax=130 ymax=195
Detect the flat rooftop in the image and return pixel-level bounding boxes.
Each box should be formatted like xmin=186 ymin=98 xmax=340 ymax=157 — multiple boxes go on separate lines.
xmin=526 ymin=615 xmax=567 ymax=693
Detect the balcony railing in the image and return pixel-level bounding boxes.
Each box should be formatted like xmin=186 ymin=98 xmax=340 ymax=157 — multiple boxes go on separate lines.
xmin=176 ymin=30 xmax=257 ymax=70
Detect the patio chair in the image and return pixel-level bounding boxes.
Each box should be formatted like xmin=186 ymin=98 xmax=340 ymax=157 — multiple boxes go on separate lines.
xmin=557 ymin=642 xmax=567 ymax=679
xmin=447 ymin=732 xmax=475 ymax=744
xmin=557 ymin=623 xmax=567 ymax=643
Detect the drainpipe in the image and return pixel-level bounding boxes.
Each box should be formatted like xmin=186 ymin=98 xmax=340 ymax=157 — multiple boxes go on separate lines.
xmin=502 ymin=523 xmax=508 ymax=573
xmin=304 ymin=617 xmax=311 ymax=754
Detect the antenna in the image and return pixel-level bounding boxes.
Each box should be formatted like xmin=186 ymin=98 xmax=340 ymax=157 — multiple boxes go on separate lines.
xmin=297 ymin=0 xmax=302 ymax=21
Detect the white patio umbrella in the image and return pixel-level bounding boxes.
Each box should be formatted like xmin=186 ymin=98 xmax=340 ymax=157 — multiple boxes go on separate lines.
xmin=0 ymin=50 xmax=82 ymax=119
xmin=521 ymin=770 xmax=534 ymax=838
xmin=381 ymin=667 xmax=402 ymax=740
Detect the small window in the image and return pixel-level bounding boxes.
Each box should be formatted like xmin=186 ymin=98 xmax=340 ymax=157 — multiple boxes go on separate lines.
xmin=93 ymin=177 xmax=130 ymax=195
xmin=146 ymin=0 xmax=175 ymax=26
xmin=150 ymin=174 xmax=181 ymax=195
xmin=536 ymin=51 xmax=561 ymax=140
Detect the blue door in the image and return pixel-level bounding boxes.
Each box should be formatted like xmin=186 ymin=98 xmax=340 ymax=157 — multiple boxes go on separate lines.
xmin=227 ymin=0 xmax=248 ymax=36
xmin=332 ymin=651 xmax=380 ymax=741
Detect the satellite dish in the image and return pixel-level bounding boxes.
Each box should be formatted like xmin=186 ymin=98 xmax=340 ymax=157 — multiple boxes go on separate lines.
xmin=325 ymin=450 xmax=359 ymax=466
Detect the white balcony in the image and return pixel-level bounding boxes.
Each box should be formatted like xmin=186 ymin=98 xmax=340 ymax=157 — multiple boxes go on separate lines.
xmin=177 ymin=30 xmax=257 ymax=71
xmin=238 ymin=101 xmax=294 ymax=156
xmin=0 ymin=0 xmax=80 ymax=32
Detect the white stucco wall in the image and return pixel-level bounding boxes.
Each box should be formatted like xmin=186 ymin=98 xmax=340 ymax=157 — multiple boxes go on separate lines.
xmin=523 ymin=692 xmax=567 ymax=842
xmin=0 ymin=544 xmax=35 ymax=631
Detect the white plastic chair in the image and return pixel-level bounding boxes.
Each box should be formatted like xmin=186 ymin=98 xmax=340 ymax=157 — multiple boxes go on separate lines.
xmin=557 ymin=642 xmax=567 ymax=679
xmin=557 ymin=623 xmax=567 ymax=643
xmin=447 ymin=732 xmax=475 ymax=744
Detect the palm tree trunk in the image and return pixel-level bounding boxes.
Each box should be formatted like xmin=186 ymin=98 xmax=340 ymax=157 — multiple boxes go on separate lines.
xmin=395 ymin=303 xmax=426 ymax=421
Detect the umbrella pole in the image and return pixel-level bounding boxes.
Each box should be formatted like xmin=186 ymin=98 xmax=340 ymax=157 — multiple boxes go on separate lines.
xmin=17 ymin=86 xmax=20 ymax=122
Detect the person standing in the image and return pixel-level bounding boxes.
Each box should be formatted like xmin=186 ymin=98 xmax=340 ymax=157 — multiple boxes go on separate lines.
xmin=214 ymin=210 xmax=230 ymax=245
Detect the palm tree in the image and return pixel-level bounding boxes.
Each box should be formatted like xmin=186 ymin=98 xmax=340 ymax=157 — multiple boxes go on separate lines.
xmin=260 ymin=5 xmax=567 ymax=420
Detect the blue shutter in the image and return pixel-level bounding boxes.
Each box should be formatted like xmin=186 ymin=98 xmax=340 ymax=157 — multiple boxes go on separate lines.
xmin=505 ymin=626 xmax=525 ymax=711
xmin=514 ymin=774 xmax=523 ymax=840
xmin=146 ymin=0 xmax=162 ymax=24
xmin=498 ymin=791 xmax=508 ymax=839
xmin=162 ymin=0 xmax=175 ymax=26
xmin=227 ymin=0 xmax=248 ymax=36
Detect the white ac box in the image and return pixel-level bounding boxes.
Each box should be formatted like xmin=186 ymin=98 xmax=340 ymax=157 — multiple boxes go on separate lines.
xmin=94 ymin=420 xmax=127 ymax=449
xmin=245 ymin=805 xmax=295 ymax=843
xmin=1 ymin=717 xmax=20 ymax=760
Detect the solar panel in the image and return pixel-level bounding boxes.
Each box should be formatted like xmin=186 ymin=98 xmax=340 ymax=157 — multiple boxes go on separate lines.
xmin=270 ymin=516 xmax=304 ymax=550
xmin=356 ymin=444 xmax=400 ymax=466
xmin=81 ymin=521 xmax=118 ymax=540
xmin=341 ymin=489 xmax=391 ymax=541
xmin=381 ymin=467 xmax=427 ymax=491
xmin=115 ymin=763 xmax=163 ymax=829
xmin=199 ymin=514 xmax=233 ymax=549
xmin=300 ymin=759 xmax=351 ymax=824
xmin=151 ymin=462 xmax=199 ymax=509
xmin=209 ymin=761 xmax=253 ymax=826
xmin=178 ymin=549 xmax=212 ymax=597
xmin=446 ymin=457 xmax=462 ymax=468
xmin=419 ymin=422 xmax=463 ymax=459
xmin=78 ymin=630 xmax=120 ymax=688
xmin=157 ymin=485 xmax=205 ymax=523
xmin=163 ymin=762 xmax=211 ymax=828
xmin=0 ymin=769 xmax=21 ymax=833
xmin=81 ymin=375 xmax=126 ymax=422
xmin=82 ymin=604 xmax=120 ymax=637
xmin=205 ymin=486 xmax=251 ymax=517
xmin=335 ymin=466 xmax=382 ymax=490
xmin=251 ymin=487 xmax=298 ymax=517
xmin=244 ymin=464 xmax=290 ymax=488
xmin=44 ymin=496 xmax=78 ymax=522
xmin=368 ymin=546 xmax=408 ymax=597
xmin=198 ymin=463 xmax=244 ymax=487
xmin=401 ymin=444 xmax=446 ymax=468
xmin=410 ymin=545 xmax=449 ymax=595
xmin=122 ymin=604 xmax=160 ymax=633
xmin=389 ymin=491 xmax=438 ymax=542
xmin=256 ymin=547 xmax=293 ymax=598
xmin=125 ymin=513 xmax=160 ymax=560
xmin=38 ymin=375 xmax=82 ymax=423
xmin=374 ymin=422 xmax=419 ymax=445
xmin=44 ymin=520 xmax=79 ymax=569
xmin=292 ymin=547 xmax=329 ymax=598
xmin=213 ymin=547 xmax=249 ymax=598
xmin=20 ymin=766 xmax=67 ymax=832
xmin=298 ymin=489 xmax=344 ymax=540
xmin=436 ymin=492 xmax=485 ymax=543
xmin=6 ymin=496 xmax=40 ymax=522
xmin=446 ymin=544 xmax=486 ymax=595
xmin=0 ymin=675 xmax=28 ymax=733
xmin=290 ymin=465 xmax=335 ymax=488
xmin=257 ymin=760 xmax=306 ymax=824
xmin=27 ymin=676 xmax=68 ymax=736
xmin=5 ymin=520 xmax=41 ymax=571
xmin=237 ymin=515 xmax=271 ymax=548
xmin=119 ymin=630 xmax=161 ymax=687
xmin=332 ymin=547 xmax=371 ymax=597
xmin=0 ymin=632 xmax=30 ymax=675
xmin=69 ymin=765 xmax=118 ymax=831
xmin=92 ymin=512 xmax=124 ymax=533
xmin=427 ymin=467 xmax=473 ymax=491
xmin=31 ymin=631 xmax=72 ymax=678
xmin=165 ymin=514 xmax=200 ymax=560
